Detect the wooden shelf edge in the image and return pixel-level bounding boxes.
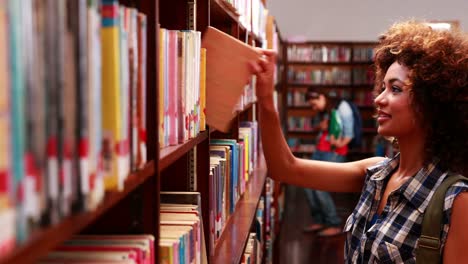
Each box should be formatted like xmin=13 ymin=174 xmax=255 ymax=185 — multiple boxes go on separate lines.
xmin=211 ymin=157 xmax=267 ymax=264
xmin=288 ymin=83 xmax=373 ymax=88
xmin=210 ymin=0 xmax=240 ymax=26
xmin=0 ymin=161 xmax=155 ymax=264
xmin=287 ymin=61 xmax=373 ymax=66
xmin=159 ymin=131 xmax=209 ymax=172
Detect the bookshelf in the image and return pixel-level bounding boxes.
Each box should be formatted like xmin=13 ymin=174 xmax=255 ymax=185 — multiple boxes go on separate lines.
xmin=283 ymin=41 xmax=378 ymax=160
xmin=0 ymin=0 xmax=282 ymax=264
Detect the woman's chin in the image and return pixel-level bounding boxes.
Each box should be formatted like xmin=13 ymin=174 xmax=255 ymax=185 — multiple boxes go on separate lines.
xmin=377 ymin=127 xmax=392 ymax=137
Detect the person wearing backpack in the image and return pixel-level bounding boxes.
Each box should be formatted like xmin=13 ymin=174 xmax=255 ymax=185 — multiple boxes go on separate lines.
xmin=301 ymin=88 xmax=359 ymax=236
xmin=250 ymin=20 xmax=468 ymax=263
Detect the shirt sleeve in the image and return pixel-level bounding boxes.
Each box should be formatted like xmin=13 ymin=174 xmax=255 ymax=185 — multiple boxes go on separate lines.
xmin=337 ymin=101 xmax=354 ymax=139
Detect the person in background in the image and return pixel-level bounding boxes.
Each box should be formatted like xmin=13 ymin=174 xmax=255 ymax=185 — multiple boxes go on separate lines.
xmin=302 ymin=89 xmax=355 ymax=236
xmin=250 ymin=20 xmax=468 ymax=263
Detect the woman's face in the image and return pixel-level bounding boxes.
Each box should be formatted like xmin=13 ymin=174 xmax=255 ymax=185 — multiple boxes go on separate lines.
xmin=308 ymin=94 xmax=326 ymax=111
xmin=374 ymin=61 xmax=423 ymax=138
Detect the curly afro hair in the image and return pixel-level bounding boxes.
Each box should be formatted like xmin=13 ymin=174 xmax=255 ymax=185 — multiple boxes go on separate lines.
xmin=374 ymin=20 xmax=468 ymax=175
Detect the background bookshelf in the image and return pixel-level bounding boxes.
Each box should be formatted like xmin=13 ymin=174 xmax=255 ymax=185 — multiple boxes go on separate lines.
xmin=0 ymin=0 xmax=283 ymax=264
xmin=282 ymin=41 xmax=378 ymax=161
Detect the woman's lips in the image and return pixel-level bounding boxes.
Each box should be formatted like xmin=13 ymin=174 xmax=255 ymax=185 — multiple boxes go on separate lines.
xmin=377 ymin=110 xmax=391 ymax=123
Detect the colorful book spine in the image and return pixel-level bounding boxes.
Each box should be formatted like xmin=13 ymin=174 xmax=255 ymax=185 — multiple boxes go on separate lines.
xmin=158 ymin=28 xmax=165 ymax=149
xmin=8 ymin=0 xmax=27 ymax=242
xmin=199 ymin=48 xmax=206 ymax=132
xmin=167 ymin=30 xmax=178 ymax=146
xmin=87 ymin=0 xmax=104 ymax=209
xmin=137 ymin=13 xmax=147 ymax=167
xmin=101 ymin=0 xmax=124 ymax=191
xmin=176 ymin=31 xmax=186 ymax=144
xmin=119 ymin=6 xmax=131 ymax=187
xmin=23 ymin=0 xmax=44 ymax=232
xmin=0 ymin=0 xmax=15 ymax=255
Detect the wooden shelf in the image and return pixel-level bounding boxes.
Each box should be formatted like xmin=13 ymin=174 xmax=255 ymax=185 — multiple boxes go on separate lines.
xmin=287 ymin=106 xmax=311 ymax=110
xmin=211 ymin=157 xmax=267 ymax=264
xmin=286 ymin=133 xmax=317 ymax=140
xmin=0 ymin=161 xmax=155 ymax=264
xmin=159 ymin=131 xmax=209 ymax=172
xmin=288 ymin=83 xmax=373 ymax=88
xmin=210 ymin=0 xmax=242 ymax=29
xmin=287 ymin=107 xmax=314 ymax=114
xmin=287 ymin=61 xmax=372 ymax=66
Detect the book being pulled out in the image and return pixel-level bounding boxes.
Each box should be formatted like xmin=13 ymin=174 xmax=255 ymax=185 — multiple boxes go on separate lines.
xmin=201 ymin=26 xmax=260 ymax=132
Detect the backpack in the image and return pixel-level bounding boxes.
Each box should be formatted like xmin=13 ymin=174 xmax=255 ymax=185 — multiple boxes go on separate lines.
xmin=416 ymin=173 xmax=468 ymax=264
xmin=341 ymin=100 xmax=362 ymax=149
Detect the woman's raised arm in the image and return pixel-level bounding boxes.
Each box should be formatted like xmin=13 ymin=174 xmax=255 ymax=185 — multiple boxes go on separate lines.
xmin=251 ymin=49 xmax=384 ymax=192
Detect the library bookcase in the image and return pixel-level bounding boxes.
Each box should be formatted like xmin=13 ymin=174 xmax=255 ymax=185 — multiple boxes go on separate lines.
xmin=282 ymin=41 xmax=378 ymax=161
xmin=0 ymin=0 xmax=283 ymax=263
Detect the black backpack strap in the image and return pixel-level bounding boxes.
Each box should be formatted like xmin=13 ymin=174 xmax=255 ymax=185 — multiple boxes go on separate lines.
xmin=416 ymin=174 xmax=468 ymax=264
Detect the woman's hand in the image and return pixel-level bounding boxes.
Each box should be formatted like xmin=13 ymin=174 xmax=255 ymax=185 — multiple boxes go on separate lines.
xmin=249 ymin=49 xmax=277 ymax=100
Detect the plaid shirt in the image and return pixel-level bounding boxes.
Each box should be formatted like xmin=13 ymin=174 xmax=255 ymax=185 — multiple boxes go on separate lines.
xmin=344 ymin=154 xmax=468 ymax=263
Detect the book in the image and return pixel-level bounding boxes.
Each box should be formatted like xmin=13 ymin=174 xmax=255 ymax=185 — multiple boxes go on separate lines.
xmin=87 ymin=0 xmax=104 ymax=210
xmin=199 ymin=48 xmax=207 ymax=132
xmin=201 ymin=26 xmax=260 ymax=132
xmin=136 ymin=13 xmax=147 ymax=167
xmin=101 ymin=0 xmax=125 ymax=191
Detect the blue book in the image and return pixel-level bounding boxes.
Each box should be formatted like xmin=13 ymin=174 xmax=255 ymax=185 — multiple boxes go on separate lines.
xmin=8 ymin=0 xmax=27 ymax=243
xmin=210 ymin=139 xmax=239 ymax=213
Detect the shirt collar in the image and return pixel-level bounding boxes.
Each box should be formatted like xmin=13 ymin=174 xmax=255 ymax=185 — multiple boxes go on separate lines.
xmin=368 ymin=153 xmax=447 ymax=213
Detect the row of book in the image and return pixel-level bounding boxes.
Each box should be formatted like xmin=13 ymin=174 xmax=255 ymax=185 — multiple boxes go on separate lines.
xmin=288 ymin=116 xmax=320 ymax=132
xmin=287 ymin=88 xmax=375 ymax=108
xmin=288 ymin=67 xmax=352 ymax=85
xmin=221 ymin=0 xmax=267 ymax=40
xmin=158 ymin=28 xmax=205 ymax=148
xmin=354 ymin=90 xmax=375 ymax=106
xmin=352 ymin=67 xmax=375 ymax=85
xmin=159 ymin=191 xmax=207 ymax=264
xmin=352 ymin=46 xmax=375 ymax=62
xmin=208 ymin=121 xmax=259 ymax=252
xmin=263 ymin=178 xmax=276 ymax=264
xmin=287 ymin=45 xmax=374 ymax=63
xmin=38 ymin=235 xmax=155 ymax=264
xmin=287 ymin=88 xmax=352 ymax=107
xmin=288 ymin=67 xmax=374 ymax=86
xmin=0 ymin=0 xmax=147 ymax=255
xmin=287 ymin=45 xmax=352 ymax=63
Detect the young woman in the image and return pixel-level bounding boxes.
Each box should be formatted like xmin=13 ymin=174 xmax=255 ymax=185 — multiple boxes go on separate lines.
xmin=302 ymin=89 xmax=355 ymax=236
xmin=250 ymin=20 xmax=468 ymax=263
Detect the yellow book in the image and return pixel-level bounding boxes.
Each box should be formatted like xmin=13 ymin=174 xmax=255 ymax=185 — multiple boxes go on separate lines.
xmin=199 ymin=48 xmax=206 ymax=131
xmin=243 ymin=133 xmax=250 ymax=181
xmin=101 ymin=3 xmax=123 ymax=191
xmin=159 ymin=241 xmax=174 ymax=264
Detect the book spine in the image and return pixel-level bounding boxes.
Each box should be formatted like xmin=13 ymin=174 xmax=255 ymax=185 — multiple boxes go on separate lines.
xmin=168 ymin=30 xmax=178 ymax=146
xmin=74 ymin=0 xmax=89 ymax=212
xmin=119 ymin=6 xmax=130 ymax=187
xmin=0 ymin=0 xmax=15 ymax=255
xmin=137 ymin=13 xmax=147 ymax=167
xmin=101 ymin=0 xmax=123 ymax=191
xmin=158 ymin=28 xmax=165 ymax=148
xmin=87 ymin=0 xmax=103 ymax=209
xmin=8 ymin=0 xmax=28 ymax=242
xmin=199 ymin=48 xmax=206 ymax=132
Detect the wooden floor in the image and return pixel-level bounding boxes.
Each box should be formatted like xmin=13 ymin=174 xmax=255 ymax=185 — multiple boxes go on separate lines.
xmin=276 ymin=185 xmax=359 ymax=264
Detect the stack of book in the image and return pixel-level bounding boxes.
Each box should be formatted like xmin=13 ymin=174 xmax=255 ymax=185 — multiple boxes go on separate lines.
xmin=0 ymin=0 xmax=148 ymax=255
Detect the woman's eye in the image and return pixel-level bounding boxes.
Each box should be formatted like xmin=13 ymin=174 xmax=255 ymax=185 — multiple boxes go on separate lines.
xmin=391 ymin=85 xmax=402 ymax=93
